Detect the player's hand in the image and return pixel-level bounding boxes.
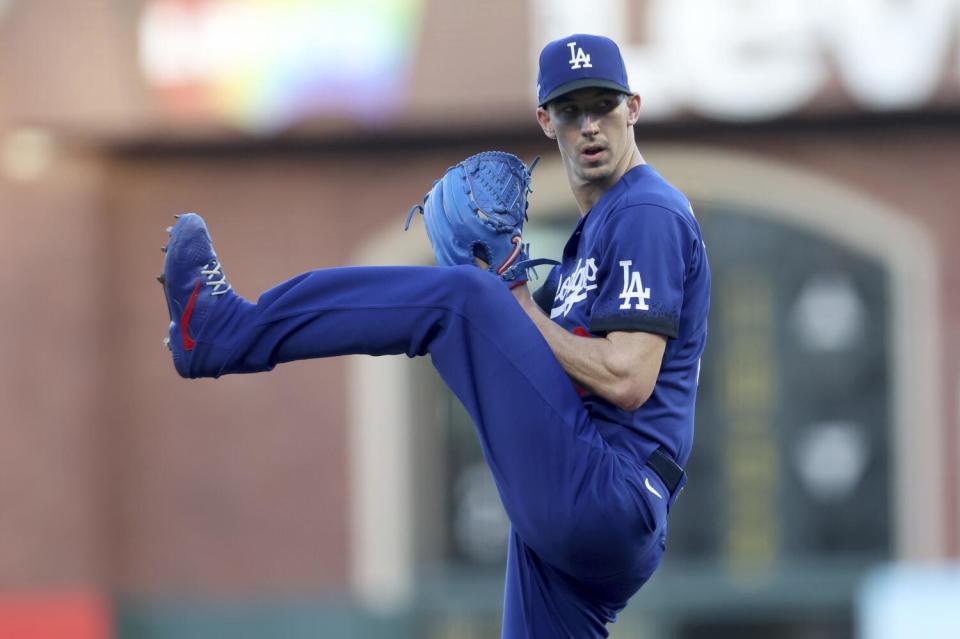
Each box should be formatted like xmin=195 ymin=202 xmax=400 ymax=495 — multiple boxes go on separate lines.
xmin=404 ymin=151 xmax=557 ymax=285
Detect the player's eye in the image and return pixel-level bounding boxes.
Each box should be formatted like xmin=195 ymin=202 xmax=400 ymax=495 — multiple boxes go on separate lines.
xmin=591 ymin=100 xmax=616 ymax=115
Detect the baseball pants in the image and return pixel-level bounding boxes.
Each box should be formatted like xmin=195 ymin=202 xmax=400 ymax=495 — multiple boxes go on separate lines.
xmin=192 ymin=264 xmax=668 ymax=632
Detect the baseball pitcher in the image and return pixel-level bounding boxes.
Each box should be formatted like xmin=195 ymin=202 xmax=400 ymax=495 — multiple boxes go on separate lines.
xmin=158 ymin=34 xmax=710 ymax=639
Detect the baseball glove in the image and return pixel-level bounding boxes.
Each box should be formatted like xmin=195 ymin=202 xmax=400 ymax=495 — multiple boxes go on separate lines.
xmin=404 ymin=151 xmax=557 ymax=287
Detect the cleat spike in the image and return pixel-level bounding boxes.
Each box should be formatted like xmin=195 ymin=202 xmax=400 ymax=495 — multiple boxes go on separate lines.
xmin=161 ymin=246 xmax=167 ymax=253
xmin=162 ymin=336 xmax=171 ymax=350
xmin=156 ymin=274 xmax=165 ymax=284
xmin=166 ymin=226 xmax=173 ymax=233
xmin=174 ymin=214 xmax=181 ymax=219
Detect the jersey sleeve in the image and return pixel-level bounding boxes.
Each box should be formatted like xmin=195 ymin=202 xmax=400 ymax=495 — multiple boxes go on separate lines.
xmin=531 ymin=265 xmax=560 ymax=315
xmin=588 ymin=205 xmax=694 ymax=338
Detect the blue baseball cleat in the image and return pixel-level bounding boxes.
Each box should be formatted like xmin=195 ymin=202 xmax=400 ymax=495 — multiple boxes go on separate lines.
xmin=158 ymin=213 xmax=237 ymax=378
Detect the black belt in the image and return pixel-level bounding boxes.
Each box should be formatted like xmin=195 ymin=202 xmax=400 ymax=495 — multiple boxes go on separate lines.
xmin=647 ymin=448 xmax=686 ymax=496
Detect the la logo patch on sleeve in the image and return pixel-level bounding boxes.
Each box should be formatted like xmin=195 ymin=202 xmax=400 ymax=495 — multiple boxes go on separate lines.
xmin=618 ymin=260 xmax=651 ymax=310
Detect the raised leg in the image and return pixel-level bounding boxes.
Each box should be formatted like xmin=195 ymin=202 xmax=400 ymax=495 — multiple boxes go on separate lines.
xmin=160 ymin=215 xmax=662 ymax=584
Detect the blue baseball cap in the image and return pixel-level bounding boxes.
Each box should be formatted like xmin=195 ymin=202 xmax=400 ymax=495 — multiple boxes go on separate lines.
xmin=537 ymin=34 xmax=631 ymax=106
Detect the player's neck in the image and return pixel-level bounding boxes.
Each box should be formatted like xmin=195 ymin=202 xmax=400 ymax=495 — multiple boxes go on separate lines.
xmin=572 ymin=146 xmax=644 ymax=215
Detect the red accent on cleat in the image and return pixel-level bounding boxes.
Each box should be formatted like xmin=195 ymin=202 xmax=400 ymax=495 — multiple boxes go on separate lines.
xmin=180 ymin=279 xmax=202 ymax=351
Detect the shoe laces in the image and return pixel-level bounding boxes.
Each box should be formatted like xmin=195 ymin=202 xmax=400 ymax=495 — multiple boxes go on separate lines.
xmin=201 ymin=259 xmax=232 ymax=296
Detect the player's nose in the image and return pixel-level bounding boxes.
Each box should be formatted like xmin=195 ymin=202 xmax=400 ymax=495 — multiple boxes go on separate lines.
xmin=579 ymin=113 xmax=600 ymax=135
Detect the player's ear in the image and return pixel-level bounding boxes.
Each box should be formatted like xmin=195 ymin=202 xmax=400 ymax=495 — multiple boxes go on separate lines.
xmin=536 ymin=106 xmax=556 ymax=140
xmin=626 ymin=93 xmax=641 ymax=127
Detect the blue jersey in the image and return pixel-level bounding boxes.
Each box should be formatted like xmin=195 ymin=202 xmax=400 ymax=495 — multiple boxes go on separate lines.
xmin=533 ymin=163 xmax=710 ymax=466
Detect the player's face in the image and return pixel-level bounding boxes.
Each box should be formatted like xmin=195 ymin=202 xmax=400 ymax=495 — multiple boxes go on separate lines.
xmin=537 ymin=89 xmax=641 ymax=186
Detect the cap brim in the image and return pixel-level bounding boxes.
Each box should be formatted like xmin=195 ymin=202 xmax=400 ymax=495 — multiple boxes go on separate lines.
xmin=539 ymin=79 xmax=631 ymax=106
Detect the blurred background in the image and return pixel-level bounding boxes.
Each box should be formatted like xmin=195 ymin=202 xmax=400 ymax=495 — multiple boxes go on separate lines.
xmin=1 ymin=0 xmax=958 ymax=637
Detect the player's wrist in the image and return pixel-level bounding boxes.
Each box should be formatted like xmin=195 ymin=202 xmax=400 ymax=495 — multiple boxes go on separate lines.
xmin=510 ymin=280 xmax=529 ymax=296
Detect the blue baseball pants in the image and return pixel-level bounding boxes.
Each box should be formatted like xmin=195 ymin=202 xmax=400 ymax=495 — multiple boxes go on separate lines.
xmin=191 ymin=265 xmax=668 ymax=638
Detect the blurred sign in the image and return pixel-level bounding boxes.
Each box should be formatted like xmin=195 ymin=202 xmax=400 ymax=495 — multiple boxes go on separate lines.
xmin=535 ymin=0 xmax=960 ymax=121
xmin=858 ymin=564 xmax=960 ymax=638
xmin=135 ymin=0 xmax=960 ymax=134
xmin=138 ymin=0 xmax=425 ymax=133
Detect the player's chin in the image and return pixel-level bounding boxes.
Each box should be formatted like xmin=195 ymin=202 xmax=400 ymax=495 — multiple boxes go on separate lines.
xmin=577 ymin=163 xmax=612 ymax=182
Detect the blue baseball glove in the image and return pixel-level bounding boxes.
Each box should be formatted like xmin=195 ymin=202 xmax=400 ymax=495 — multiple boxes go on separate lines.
xmin=404 ymin=151 xmax=557 ymax=287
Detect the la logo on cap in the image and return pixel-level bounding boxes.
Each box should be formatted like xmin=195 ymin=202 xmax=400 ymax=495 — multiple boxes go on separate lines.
xmin=567 ymin=42 xmax=592 ymax=70
xmin=536 ymin=34 xmax=630 ymax=106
